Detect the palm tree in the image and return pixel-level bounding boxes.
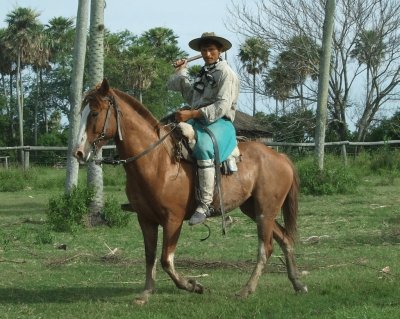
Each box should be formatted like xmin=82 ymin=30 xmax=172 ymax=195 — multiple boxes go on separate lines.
xmin=30 ymin=24 xmax=51 ymax=145
xmin=124 ymin=47 xmax=156 ymax=103
xmin=284 ymin=35 xmax=320 ymax=110
xmin=87 ymin=0 xmax=106 ymax=225
xmin=40 ymin=17 xmax=74 ymax=139
xmin=65 ymin=0 xmax=90 ymax=194
xmin=351 ymin=29 xmax=386 ymax=103
xmin=46 ymin=17 xmax=75 ymax=67
xmin=238 ymin=37 xmax=270 ymax=116
xmin=140 ymin=27 xmax=185 ymax=62
xmin=0 ymin=28 xmax=14 ymax=140
xmin=5 ymin=7 xmax=42 ymax=165
xmin=264 ymin=63 xmax=293 ymax=115
xmin=351 ymin=29 xmax=387 ymax=141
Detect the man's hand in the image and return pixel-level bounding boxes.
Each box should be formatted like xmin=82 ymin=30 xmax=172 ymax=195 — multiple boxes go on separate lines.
xmin=173 ymin=59 xmax=187 ymax=72
xmin=175 ymin=109 xmax=202 ymax=122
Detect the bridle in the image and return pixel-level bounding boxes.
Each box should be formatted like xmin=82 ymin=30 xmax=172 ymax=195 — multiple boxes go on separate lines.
xmin=91 ymin=94 xmax=123 ymax=158
xmin=89 ymin=93 xmax=177 ymax=165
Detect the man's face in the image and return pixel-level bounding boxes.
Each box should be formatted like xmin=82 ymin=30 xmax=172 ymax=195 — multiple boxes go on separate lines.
xmin=200 ymin=44 xmax=222 ymax=65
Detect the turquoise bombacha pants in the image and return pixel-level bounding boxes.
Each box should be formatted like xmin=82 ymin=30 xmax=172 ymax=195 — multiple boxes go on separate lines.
xmin=188 ymin=117 xmax=237 ymax=162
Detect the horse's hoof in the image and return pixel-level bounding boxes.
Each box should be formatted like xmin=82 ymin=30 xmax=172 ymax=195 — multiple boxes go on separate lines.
xmin=296 ymin=285 xmax=308 ymax=294
xmin=188 ymin=279 xmax=204 ymax=294
xmin=134 ymin=291 xmax=151 ymax=305
xmin=235 ymin=289 xmax=251 ymax=299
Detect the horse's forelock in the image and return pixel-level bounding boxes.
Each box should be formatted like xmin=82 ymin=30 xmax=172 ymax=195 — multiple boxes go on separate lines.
xmin=81 ymin=88 xmax=109 ymax=112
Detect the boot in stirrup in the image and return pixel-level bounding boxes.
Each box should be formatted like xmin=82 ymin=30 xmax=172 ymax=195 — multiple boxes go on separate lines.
xmin=189 ymin=159 xmax=215 ymax=226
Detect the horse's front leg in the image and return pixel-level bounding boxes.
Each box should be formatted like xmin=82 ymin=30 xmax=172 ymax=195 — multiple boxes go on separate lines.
xmin=135 ymin=218 xmax=159 ymax=305
xmin=161 ymin=221 xmax=204 ymax=294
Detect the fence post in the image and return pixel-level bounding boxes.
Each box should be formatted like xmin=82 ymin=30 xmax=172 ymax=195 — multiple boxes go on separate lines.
xmin=341 ymin=144 xmax=348 ymax=166
xmin=24 ymin=149 xmax=30 ymax=170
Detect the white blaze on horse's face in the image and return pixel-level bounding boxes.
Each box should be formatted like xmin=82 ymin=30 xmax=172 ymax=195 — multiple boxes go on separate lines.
xmin=75 ymin=104 xmax=92 ymax=162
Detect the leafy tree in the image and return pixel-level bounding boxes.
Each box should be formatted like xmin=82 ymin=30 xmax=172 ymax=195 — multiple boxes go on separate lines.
xmin=256 ymin=108 xmax=315 ymax=143
xmin=104 ymin=30 xmax=138 ymax=91
xmin=366 ymin=111 xmax=400 ymax=141
xmin=103 ymin=27 xmax=185 ymax=119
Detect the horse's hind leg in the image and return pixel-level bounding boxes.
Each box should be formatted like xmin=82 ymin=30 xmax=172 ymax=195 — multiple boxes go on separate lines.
xmin=273 ymin=221 xmax=308 ymax=293
xmin=160 ymin=221 xmax=204 ymax=294
xmin=237 ymin=216 xmax=275 ymax=299
xmin=135 ymin=219 xmax=159 ymax=305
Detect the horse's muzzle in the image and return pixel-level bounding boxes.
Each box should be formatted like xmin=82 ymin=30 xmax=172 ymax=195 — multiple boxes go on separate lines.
xmin=73 ymin=144 xmax=93 ymax=164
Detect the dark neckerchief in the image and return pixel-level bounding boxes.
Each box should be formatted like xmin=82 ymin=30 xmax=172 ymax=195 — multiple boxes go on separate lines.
xmin=193 ymin=58 xmax=222 ymax=93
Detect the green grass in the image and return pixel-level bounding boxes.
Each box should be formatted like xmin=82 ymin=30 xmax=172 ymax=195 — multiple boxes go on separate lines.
xmin=0 ymin=167 xmax=399 ymax=318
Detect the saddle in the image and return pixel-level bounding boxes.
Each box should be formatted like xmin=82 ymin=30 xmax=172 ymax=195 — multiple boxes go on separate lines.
xmin=162 ymin=115 xmax=241 ymax=175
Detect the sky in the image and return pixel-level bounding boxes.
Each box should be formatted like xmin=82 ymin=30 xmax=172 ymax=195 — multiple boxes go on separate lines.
xmin=0 ymin=0 xmax=244 ymax=62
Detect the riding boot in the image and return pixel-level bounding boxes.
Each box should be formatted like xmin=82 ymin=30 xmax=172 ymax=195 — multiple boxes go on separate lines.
xmin=189 ymin=159 xmax=215 ymax=226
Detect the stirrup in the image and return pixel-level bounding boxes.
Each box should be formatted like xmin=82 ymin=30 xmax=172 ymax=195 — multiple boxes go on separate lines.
xmin=188 ymin=210 xmax=209 ymax=226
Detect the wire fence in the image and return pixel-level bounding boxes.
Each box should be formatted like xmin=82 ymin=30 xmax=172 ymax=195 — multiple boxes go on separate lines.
xmin=0 ymin=140 xmax=399 ymax=169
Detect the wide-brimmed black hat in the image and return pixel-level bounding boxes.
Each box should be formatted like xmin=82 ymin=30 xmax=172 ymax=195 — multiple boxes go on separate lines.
xmin=188 ymin=32 xmax=232 ymax=52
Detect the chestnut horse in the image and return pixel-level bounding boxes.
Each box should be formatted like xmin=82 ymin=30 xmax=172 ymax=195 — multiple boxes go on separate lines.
xmin=74 ymin=79 xmax=307 ymax=304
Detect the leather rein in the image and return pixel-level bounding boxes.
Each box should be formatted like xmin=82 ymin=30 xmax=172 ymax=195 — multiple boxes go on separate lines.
xmin=91 ymin=94 xmax=177 ymax=165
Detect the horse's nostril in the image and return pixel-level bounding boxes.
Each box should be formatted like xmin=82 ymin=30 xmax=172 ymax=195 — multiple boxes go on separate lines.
xmin=75 ymin=150 xmax=84 ymax=159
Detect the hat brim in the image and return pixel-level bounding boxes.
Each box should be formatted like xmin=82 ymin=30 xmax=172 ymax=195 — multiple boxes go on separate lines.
xmin=188 ymin=35 xmax=232 ymax=52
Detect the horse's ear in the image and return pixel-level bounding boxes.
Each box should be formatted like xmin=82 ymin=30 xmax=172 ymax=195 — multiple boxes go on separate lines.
xmin=98 ymin=78 xmax=110 ymax=96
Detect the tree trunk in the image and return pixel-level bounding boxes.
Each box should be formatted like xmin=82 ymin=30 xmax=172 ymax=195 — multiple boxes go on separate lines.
xmin=16 ymin=52 xmax=24 ymax=166
xmin=314 ymin=0 xmax=335 ymax=171
xmin=9 ymin=74 xmax=15 ymax=139
xmin=87 ymin=0 xmax=106 ymax=226
xmin=65 ymin=0 xmax=89 ymax=194
xmin=2 ymin=74 xmax=10 ymax=127
xmin=34 ymin=72 xmax=39 ymax=146
xmin=252 ymin=72 xmax=256 ymax=116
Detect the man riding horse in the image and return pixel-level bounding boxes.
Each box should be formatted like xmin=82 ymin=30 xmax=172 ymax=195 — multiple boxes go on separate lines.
xmin=167 ymin=32 xmax=240 ymax=226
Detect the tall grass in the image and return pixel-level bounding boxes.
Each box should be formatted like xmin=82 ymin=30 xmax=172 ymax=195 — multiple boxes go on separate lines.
xmin=0 ymin=165 xmax=126 ymax=192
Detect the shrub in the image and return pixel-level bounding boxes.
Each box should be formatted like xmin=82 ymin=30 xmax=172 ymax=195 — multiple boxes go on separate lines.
xmin=296 ymin=156 xmax=358 ymax=195
xmin=47 ymin=186 xmax=95 ymax=232
xmin=369 ymin=147 xmax=400 ymax=174
xmin=102 ymin=195 xmax=131 ymax=227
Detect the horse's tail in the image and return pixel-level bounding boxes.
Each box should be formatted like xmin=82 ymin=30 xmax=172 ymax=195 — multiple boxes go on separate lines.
xmin=282 ymin=157 xmax=299 ymax=243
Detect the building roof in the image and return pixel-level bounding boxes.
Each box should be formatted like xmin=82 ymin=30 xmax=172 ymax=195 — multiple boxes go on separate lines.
xmin=234 ymin=111 xmax=273 ymax=139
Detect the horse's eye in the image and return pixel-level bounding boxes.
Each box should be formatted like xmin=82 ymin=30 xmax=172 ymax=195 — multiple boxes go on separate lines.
xmin=91 ymin=111 xmax=99 ymax=117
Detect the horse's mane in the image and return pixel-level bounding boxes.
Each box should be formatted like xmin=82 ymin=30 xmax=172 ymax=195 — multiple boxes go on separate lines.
xmin=112 ymin=88 xmax=160 ymax=128
xmin=111 ymin=88 xmax=178 ymax=162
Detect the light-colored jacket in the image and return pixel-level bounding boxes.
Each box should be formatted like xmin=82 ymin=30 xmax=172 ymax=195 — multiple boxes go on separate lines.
xmin=167 ymin=60 xmax=239 ymax=124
